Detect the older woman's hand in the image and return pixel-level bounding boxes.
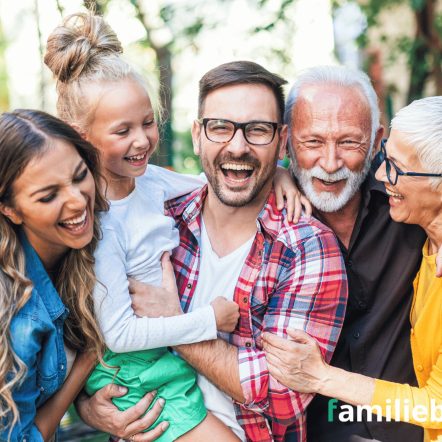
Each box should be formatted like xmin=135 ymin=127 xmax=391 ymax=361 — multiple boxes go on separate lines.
xmin=262 ymin=329 xmax=329 ymax=393
xmin=75 ymin=385 xmax=168 ymax=441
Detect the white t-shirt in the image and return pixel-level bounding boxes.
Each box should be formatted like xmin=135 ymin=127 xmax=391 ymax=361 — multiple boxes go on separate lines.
xmin=189 ymin=219 xmax=255 ymax=441
xmin=93 ymin=165 xmax=218 ymax=353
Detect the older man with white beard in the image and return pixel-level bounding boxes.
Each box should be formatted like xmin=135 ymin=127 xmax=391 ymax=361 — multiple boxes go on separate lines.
xmin=284 ymin=66 xmax=426 ymax=442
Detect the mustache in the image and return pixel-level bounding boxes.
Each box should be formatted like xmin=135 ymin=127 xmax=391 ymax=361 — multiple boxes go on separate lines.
xmin=215 ymin=153 xmax=261 ymax=168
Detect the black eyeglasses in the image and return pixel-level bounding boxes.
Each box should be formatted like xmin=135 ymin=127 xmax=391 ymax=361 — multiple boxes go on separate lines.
xmin=379 ymin=138 xmax=442 ymax=186
xmin=197 ymin=118 xmax=280 ymax=146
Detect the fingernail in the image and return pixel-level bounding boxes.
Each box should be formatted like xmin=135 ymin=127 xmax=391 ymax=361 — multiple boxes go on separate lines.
xmin=118 ymin=386 xmax=127 ymax=393
xmin=161 ymin=421 xmax=169 ymax=430
xmin=158 ymin=398 xmax=165 ymax=406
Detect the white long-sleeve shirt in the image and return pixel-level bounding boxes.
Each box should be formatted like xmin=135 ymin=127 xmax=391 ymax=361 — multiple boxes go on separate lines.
xmin=93 ymin=165 xmax=216 ymax=353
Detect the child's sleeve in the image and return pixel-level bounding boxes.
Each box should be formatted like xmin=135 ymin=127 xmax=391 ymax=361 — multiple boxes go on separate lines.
xmin=146 ymin=164 xmax=206 ymax=201
xmin=93 ymin=227 xmax=217 ymax=353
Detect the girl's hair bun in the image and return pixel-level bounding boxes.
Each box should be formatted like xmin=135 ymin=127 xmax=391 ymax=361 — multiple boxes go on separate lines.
xmin=44 ymin=12 xmax=123 ymax=83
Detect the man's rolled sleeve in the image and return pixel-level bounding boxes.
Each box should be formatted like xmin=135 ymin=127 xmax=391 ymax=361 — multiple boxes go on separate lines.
xmin=237 ymin=229 xmax=347 ymax=423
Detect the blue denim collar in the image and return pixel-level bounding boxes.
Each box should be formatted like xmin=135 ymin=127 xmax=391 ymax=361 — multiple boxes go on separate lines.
xmin=20 ymin=229 xmax=67 ymax=321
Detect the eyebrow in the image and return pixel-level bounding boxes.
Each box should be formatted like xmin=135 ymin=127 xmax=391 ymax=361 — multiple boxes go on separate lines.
xmin=30 ymin=160 xmax=86 ymax=197
xmin=109 ymin=113 xmax=155 ymax=130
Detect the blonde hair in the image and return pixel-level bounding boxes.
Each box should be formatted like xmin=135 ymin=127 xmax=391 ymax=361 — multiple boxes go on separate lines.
xmin=0 ymin=110 xmax=107 ymax=437
xmin=45 ymin=12 xmax=159 ymax=132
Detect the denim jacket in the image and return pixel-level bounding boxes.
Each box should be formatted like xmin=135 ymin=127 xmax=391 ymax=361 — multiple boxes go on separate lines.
xmin=2 ymin=231 xmax=68 ymax=442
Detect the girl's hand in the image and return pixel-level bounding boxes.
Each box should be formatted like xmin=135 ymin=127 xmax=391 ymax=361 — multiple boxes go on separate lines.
xmin=274 ymin=166 xmax=312 ymax=223
xmin=211 ymin=296 xmax=240 ymax=333
xmin=262 ymin=329 xmax=328 ymax=393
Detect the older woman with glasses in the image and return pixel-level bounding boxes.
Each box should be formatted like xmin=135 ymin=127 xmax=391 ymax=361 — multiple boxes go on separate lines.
xmin=262 ymin=96 xmax=442 ymax=442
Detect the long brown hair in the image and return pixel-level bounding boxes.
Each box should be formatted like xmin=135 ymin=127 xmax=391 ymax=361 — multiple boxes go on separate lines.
xmin=0 ymin=109 xmax=107 ymax=435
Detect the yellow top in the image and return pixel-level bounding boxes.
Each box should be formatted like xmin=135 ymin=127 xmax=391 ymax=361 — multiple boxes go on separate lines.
xmin=372 ymin=240 xmax=442 ymax=442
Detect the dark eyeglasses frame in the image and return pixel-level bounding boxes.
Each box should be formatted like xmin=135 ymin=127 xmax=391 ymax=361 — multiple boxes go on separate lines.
xmin=379 ymin=138 xmax=442 ymax=186
xmin=197 ymin=118 xmax=281 ymax=146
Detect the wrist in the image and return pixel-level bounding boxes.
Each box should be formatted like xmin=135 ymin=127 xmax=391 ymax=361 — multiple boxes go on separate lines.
xmin=316 ymin=362 xmax=334 ymax=395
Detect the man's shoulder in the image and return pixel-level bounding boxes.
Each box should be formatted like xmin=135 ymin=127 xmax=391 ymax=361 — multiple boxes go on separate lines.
xmin=276 ymin=213 xmax=338 ymax=253
xmin=165 ymin=188 xmax=201 ymax=220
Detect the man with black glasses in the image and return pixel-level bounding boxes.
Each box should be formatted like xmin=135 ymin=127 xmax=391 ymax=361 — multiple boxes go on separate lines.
xmin=154 ymin=60 xmax=348 ymax=442
xmin=281 ymin=65 xmax=427 ymax=442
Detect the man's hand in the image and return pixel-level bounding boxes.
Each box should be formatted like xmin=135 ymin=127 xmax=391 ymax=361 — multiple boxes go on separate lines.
xmin=75 ymin=384 xmax=168 ymax=441
xmin=262 ymin=329 xmax=328 ymax=394
xmin=129 ymin=253 xmax=182 ymax=317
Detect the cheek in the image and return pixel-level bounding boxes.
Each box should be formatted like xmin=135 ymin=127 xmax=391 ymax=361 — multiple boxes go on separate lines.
xmin=342 ymin=151 xmax=368 ymax=172
xmin=295 ymin=149 xmax=318 ymax=169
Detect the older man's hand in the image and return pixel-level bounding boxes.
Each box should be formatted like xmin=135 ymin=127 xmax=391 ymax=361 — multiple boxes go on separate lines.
xmin=262 ymin=329 xmax=329 ymax=394
xmin=75 ymin=385 xmax=168 ymax=441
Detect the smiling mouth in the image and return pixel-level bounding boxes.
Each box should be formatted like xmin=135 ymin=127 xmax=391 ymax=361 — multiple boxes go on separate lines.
xmin=315 ymin=178 xmax=346 ymax=186
xmin=124 ymin=152 xmax=147 ymax=163
xmin=386 ymin=189 xmax=404 ymax=200
xmin=220 ymin=162 xmax=255 ymax=182
xmin=59 ymin=209 xmax=88 ymax=232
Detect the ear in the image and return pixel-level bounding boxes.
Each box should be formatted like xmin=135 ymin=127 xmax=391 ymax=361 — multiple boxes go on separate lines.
xmin=372 ymin=125 xmax=385 ymax=160
xmin=278 ymin=124 xmax=289 ymax=161
xmin=191 ymin=120 xmax=202 ymax=156
xmin=0 ymin=203 xmax=23 ymax=225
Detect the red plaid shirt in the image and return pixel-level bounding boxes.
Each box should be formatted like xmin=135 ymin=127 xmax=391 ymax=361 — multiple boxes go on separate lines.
xmin=166 ymin=186 xmax=348 ymax=442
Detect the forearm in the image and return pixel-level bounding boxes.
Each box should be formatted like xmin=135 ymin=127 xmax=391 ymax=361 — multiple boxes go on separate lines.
xmin=174 ymin=339 xmax=245 ymax=403
xmin=319 ymin=364 xmax=375 ymax=406
xmin=104 ymin=306 xmax=217 ymax=352
xmin=35 ymin=352 xmax=97 ymax=440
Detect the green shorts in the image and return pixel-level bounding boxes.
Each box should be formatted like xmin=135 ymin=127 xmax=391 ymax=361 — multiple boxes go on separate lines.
xmin=85 ymin=347 xmax=207 ymax=442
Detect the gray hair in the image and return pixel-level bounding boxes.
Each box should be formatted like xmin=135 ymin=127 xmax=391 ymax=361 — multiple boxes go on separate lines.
xmin=391 ymin=96 xmax=442 ymax=187
xmin=284 ymin=65 xmax=380 ymax=149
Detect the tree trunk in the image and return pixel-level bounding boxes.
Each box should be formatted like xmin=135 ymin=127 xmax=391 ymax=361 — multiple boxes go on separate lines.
xmin=406 ymin=38 xmax=429 ymax=103
xmin=131 ymin=0 xmax=173 ymax=167
xmin=154 ymin=46 xmax=173 ymax=168
xmin=409 ymin=0 xmax=442 ymax=99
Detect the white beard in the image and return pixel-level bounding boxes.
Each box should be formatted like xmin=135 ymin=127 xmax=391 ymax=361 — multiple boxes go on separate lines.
xmin=292 ymin=158 xmax=372 ymax=213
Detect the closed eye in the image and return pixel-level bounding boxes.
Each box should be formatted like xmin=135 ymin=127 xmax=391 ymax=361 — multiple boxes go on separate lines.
xmin=143 ymin=119 xmax=155 ymax=127
xmin=73 ymin=167 xmax=88 ymax=183
xmin=115 ymin=128 xmax=129 ymax=135
xmin=39 ymin=193 xmax=57 ymax=203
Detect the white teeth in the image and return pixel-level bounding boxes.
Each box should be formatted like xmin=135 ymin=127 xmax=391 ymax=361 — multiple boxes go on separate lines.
xmin=60 ymin=210 xmax=87 ymax=226
xmin=126 ymin=153 xmax=146 ymax=161
xmin=221 ymin=163 xmax=254 ymax=171
xmin=386 ymin=189 xmax=403 ymax=199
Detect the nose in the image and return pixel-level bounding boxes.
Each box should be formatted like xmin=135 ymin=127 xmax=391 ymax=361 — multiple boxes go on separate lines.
xmin=65 ymin=184 xmax=87 ymax=210
xmin=226 ymin=127 xmax=250 ymax=156
xmin=375 ymin=159 xmax=388 ymax=183
xmin=318 ymin=144 xmax=344 ymax=174
xmin=133 ymin=126 xmax=151 ymax=151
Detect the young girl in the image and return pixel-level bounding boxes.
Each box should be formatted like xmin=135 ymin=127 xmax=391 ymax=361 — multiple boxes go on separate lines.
xmin=0 ymin=109 xmax=106 ymax=441
xmin=45 ymin=13 xmax=302 ymax=441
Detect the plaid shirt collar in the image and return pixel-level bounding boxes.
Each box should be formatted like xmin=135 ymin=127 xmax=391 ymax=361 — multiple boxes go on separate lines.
xmin=172 ymin=184 xmax=282 ymax=241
